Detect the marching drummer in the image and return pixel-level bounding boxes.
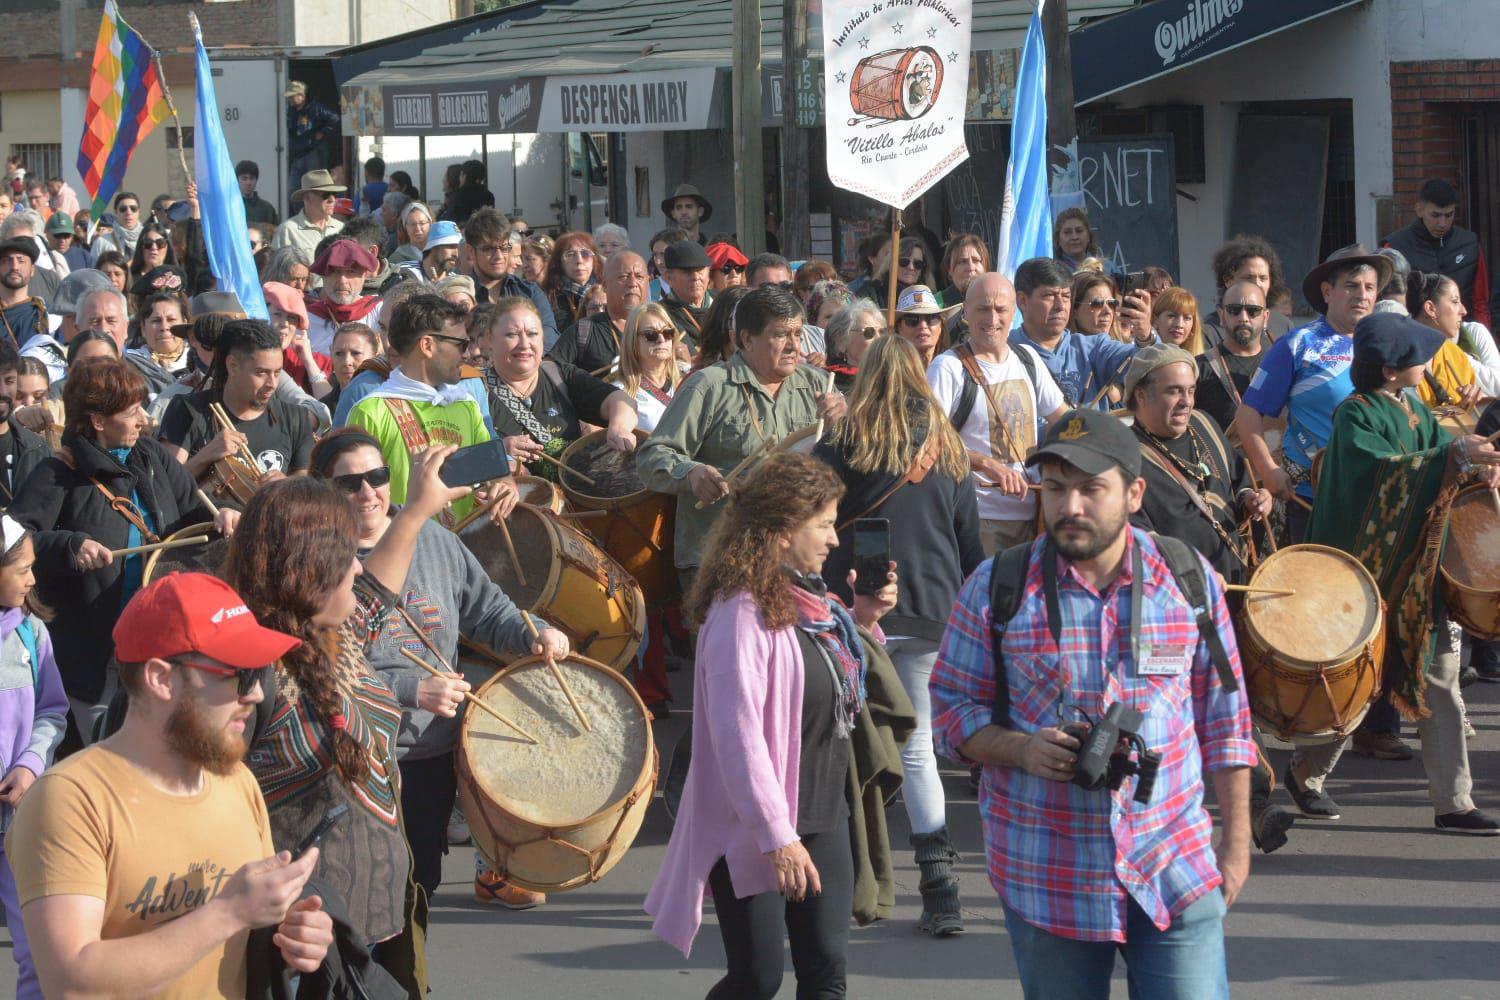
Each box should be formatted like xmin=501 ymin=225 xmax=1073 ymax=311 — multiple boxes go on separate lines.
xmin=482 ymin=295 xmax=639 ymax=478
xmin=311 ymin=428 xmax=570 ymax=911
xmin=637 ymin=286 xmax=847 ymax=593
xmin=8 ymin=357 xmax=234 ymax=743
xmin=158 ymin=318 xmax=315 ymax=482
xmin=1297 ymin=312 xmax=1500 ymax=835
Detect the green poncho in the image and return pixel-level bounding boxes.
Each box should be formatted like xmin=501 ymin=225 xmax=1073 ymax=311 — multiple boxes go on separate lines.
xmin=1308 ymin=391 xmax=1457 ymax=717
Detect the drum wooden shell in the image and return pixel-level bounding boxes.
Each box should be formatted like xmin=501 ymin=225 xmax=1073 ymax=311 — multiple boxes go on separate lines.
xmin=455 ymin=654 xmax=656 ymax=892
xmin=516 ymin=475 xmax=565 ymax=515
xmin=205 ymin=454 xmax=261 ymax=510
xmin=1237 ymin=544 xmax=1384 ymax=745
xmin=1433 ymin=405 xmax=1477 ymax=440
xmin=559 ymin=429 xmax=678 ymax=611
xmin=1440 ymin=484 xmax=1500 ymax=639
xmin=142 ymin=522 xmax=229 ymax=584
xmin=458 ymin=503 xmax=646 ymax=671
xmin=849 ymin=46 xmax=944 ymax=121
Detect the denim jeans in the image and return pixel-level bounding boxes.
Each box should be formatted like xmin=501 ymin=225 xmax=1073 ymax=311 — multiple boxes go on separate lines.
xmin=1002 ymin=890 xmax=1229 ymax=1000
xmin=885 ymin=637 xmax=946 ymax=835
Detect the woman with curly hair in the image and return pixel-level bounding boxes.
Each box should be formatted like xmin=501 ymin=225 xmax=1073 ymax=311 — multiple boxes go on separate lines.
xmin=646 ymin=451 xmax=897 ymax=996
xmin=225 ymin=451 xmax=466 ymax=974
xmin=542 ymin=231 xmax=600 ymax=327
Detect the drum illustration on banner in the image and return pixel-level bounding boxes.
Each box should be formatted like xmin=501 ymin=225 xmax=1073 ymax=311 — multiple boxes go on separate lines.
xmin=824 ymin=0 xmax=972 ymax=209
xmin=849 ymin=46 xmax=945 ymax=125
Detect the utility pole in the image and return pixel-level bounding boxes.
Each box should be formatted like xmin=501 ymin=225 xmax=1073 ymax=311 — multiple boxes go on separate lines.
xmin=779 ymin=0 xmax=810 ymax=259
xmin=1041 ymin=0 xmax=1076 ymax=173
xmin=732 ymin=0 xmax=766 ymax=255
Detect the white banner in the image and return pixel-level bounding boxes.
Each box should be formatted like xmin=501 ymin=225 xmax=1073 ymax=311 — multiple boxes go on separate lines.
xmin=823 ymin=0 xmax=972 ymax=208
xmin=536 ymin=68 xmax=720 ymax=133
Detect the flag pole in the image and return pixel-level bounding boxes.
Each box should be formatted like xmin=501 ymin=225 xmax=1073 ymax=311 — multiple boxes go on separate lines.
xmin=885 ymin=207 xmax=902 ymax=333
xmin=152 ymin=50 xmax=193 ymax=184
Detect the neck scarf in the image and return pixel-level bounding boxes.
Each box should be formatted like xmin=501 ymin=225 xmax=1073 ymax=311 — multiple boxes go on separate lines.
xmin=787 ymin=570 xmax=866 ymax=736
xmin=307 ymin=295 xmax=381 ymax=326
xmin=367 ymin=366 xmax=473 ymax=407
xmin=112 ymin=220 xmax=145 ymax=258
xmin=106 ymin=445 xmax=156 ymax=606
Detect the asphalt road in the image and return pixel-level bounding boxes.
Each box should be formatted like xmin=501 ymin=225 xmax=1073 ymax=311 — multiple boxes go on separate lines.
xmin=4 ymin=683 xmax=1497 ymax=998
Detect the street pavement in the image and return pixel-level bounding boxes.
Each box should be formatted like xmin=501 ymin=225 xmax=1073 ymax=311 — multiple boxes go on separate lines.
xmin=3 ymin=682 xmax=1496 ymax=998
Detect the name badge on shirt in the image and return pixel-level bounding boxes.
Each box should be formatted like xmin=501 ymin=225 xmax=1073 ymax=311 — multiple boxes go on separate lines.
xmin=1137 ymin=644 xmax=1191 ymax=676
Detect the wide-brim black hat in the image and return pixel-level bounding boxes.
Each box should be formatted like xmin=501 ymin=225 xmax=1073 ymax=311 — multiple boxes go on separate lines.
xmin=661 ymin=183 xmax=712 ymax=223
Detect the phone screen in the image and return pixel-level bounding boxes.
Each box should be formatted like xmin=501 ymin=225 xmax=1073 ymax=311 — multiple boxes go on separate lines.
xmin=853 ymin=518 xmax=890 ymax=597
xmin=439 ymin=440 xmax=513 ymax=489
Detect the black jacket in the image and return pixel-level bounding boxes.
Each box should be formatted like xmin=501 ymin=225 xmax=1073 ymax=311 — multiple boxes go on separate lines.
xmin=437 ymin=181 xmax=494 ymax=225
xmin=9 ymin=434 xmax=209 ymax=700
xmin=2 ymin=422 xmax=52 ymax=505
xmin=246 ymin=881 xmax=409 ymax=1000
xmin=659 ymin=294 xmax=708 ymax=352
xmin=1383 ymin=217 xmax=1490 ymax=328
xmin=549 ymin=311 xmax=621 ymax=374
xmin=815 ymin=430 xmax=983 ymax=640
xmin=243 ymin=192 xmax=280 ymax=226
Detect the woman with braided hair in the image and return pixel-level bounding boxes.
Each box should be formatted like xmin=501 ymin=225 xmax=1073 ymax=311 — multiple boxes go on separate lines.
xmin=225 ymin=446 xmax=469 ymax=975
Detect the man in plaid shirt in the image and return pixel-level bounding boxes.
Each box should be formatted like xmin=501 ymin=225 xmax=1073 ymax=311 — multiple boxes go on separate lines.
xmin=931 ymin=408 xmax=1256 ymax=999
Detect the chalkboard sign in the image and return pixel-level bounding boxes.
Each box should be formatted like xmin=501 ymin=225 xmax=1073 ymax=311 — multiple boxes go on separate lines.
xmin=1077 ymin=135 xmax=1179 ymax=277
xmin=941 ymin=124 xmax=1010 ymax=251
xmin=1228 ymin=114 xmax=1330 ymax=311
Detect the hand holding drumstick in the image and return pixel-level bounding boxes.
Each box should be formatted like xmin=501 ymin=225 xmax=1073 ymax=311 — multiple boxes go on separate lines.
xmin=520 ymin=611 xmax=587 ymax=732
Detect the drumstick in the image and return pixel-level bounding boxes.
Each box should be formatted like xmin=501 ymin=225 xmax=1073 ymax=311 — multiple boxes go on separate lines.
xmin=195 ymin=488 xmax=221 ymax=519
xmin=495 ymin=514 xmax=527 ymax=588
xmin=552 ymin=509 xmax=608 ymax=520
xmin=1290 ymin=495 xmax=1313 ymax=511
xmin=1491 ymin=486 xmax=1500 ymax=516
xmin=975 ymin=480 xmax=1041 ymax=491
xmin=451 ymin=492 xmax=503 ymax=533
xmin=1085 ymin=358 xmax=1131 ymax=410
xmin=209 ymin=402 xmax=262 ymax=471
xmin=536 ymin=450 xmax=598 ymax=487
xmin=521 ymin=611 xmax=591 ymax=733
xmin=1224 ymin=584 xmax=1296 ymax=597
xmin=1483 ymin=425 xmax=1500 ymax=444
xmin=397 ymin=647 xmax=539 ymax=744
xmin=109 ymin=535 xmax=210 ymax=559
xmin=693 ymin=437 xmax=775 ymax=510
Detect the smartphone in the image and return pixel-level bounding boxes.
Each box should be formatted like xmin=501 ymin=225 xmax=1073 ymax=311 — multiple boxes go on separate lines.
xmin=852 ymin=518 xmax=890 ymax=597
xmin=292 ymin=803 xmax=348 ymax=860
xmin=439 ymin=440 xmax=513 ymax=488
xmin=1123 ymin=270 xmax=1148 ymax=295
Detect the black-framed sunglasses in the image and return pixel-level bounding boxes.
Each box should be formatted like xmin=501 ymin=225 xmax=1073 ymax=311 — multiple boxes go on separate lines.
xmin=640 ymin=326 xmax=676 ymax=344
xmin=176 ymin=658 xmax=268 ymax=697
xmin=141 ymin=238 xmax=169 ymax=250
xmin=330 ymin=466 xmax=392 ymax=495
xmin=898 ymin=257 xmax=925 ymax=269
xmin=428 ymin=333 xmax=471 ymax=350
xmin=1085 ymin=297 xmax=1120 ymax=310
xmin=1223 ymin=303 xmax=1265 ymax=318
xmin=899 ymin=313 xmax=941 ymax=327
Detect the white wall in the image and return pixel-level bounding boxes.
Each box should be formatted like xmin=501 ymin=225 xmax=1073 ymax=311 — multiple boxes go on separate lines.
xmin=294 ymin=0 xmax=449 ymax=47
xmin=1385 ymin=0 xmax=1500 ymax=61
xmin=1101 ymin=3 xmax=1389 ymax=305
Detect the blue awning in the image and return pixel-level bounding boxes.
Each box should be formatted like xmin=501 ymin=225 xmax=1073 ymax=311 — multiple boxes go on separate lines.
xmin=1072 ymin=0 xmax=1364 ymax=105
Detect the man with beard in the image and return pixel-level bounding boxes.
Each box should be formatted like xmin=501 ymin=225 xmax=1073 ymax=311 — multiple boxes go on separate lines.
xmin=304 ymin=239 xmax=379 ymax=355
xmin=461 ymin=208 xmax=557 ymax=345
xmin=6 ymin=572 xmax=333 ymax=998
xmin=660 ymin=184 xmax=712 ymax=245
xmin=160 ymin=319 xmax=314 ymax=482
xmin=1234 ymin=245 xmax=1391 ymax=543
xmin=548 ymin=250 xmax=648 ymax=374
xmin=1009 ymin=258 xmax=1155 ymax=410
xmin=1195 ymin=280 xmax=1275 ymax=443
xmin=0 ymin=340 xmax=51 ymax=507
xmin=0 ymin=237 xmax=46 ymax=353
xmin=658 ymin=240 xmax=713 ymax=351
xmin=929 ymin=408 xmax=1254 ymax=996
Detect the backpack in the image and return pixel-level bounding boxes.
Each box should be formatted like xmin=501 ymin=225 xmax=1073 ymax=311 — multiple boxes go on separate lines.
xmin=16 ymin=616 xmax=38 ymax=687
xmin=949 ymin=342 xmax=1039 ymax=432
xmin=985 ymin=533 xmax=1238 ymax=728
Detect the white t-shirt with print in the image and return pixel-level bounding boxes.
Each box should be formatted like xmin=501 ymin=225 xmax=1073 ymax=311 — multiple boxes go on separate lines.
xmin=927 ymin=344 xmax=1064 ymax=521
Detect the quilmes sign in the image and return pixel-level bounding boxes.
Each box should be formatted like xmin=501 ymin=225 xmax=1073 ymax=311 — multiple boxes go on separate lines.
xmin=1071 ymin=0 xmax=1362 ymax=104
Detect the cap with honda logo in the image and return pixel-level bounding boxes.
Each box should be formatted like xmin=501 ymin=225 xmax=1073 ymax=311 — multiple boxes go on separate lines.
xmin=113 ymin=572 xmax=301 ymax=669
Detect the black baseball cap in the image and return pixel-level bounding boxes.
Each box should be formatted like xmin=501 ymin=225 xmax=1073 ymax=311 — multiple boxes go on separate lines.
xmin=1352 ymin=312 xmax=1445 ymax=370
xmin=1026 ymin=408 xmax=1142 ymax=480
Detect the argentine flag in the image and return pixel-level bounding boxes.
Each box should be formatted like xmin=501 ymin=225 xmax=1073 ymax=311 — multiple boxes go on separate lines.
xmin=996 ymin=1 xmax=1052 ymax=278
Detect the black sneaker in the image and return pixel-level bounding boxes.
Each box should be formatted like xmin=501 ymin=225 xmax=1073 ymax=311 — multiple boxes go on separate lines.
xmin=1284 ymin=766 xmax=1340 ymax=820
xmin=1434 ymin=809 xmax=1500 ymax=836
xmin=1477 ymin=659 xmax=1500 ymax=683
xmin=1251 ymin=803 xmax=1296 ymax=853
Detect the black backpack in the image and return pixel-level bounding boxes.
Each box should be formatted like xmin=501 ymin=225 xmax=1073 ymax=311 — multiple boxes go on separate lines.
xmin=985 ymin=533 xmax=1238 ymax=727
xmin=949 ymin=343 xmax=1039 ymax=432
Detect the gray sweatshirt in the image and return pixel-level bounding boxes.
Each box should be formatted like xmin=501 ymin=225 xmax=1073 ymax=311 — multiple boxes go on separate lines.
xmin=361 ymin=519 xmax=532 ymax=760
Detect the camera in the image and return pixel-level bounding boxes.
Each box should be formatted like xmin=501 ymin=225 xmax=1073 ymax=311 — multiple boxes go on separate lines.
xmin=1063 ymin=702 xmax=1162 ymax=804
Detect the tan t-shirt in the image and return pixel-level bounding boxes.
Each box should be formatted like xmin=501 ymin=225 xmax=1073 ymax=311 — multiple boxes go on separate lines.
xmin=5 ymin=744 xmax=275 ymax=999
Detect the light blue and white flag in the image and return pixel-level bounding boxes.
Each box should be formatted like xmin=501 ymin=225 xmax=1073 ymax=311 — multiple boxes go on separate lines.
xmin=191 ymin=12 xmax=267 ymax=319
xmin=996 ymin=0 xmax=1052 ymax=277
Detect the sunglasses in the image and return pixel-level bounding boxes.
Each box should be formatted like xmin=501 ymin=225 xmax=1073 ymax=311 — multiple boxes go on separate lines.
xmin=1085 ymin=298 xmax=1120 ymax=310
xmin=428 ymin=333 xmax=471 ymax=350
xmin=640 ymin=327 xmax=676 ymax=343
xmin=117 ymin=204 xmax=140 ymax=213
xmin=899 ymin=314 xmax=941 ymax=327
xmin=1223 ymin=303 xmax=1266 ymax=318
xmin=716 ymin=264 xmax=746 ymax=275
xmin=176 ymin=658 xmax=268 ymax=697
xmin=898 ymin=257 xmax=925 ymax=268
xmin=330 ymin=465 xmax=392 ymax=494
xmin=141 ymin=238 xmax=169 ymax=250
xmin=857 ymin=325 xmax=882 ymax=339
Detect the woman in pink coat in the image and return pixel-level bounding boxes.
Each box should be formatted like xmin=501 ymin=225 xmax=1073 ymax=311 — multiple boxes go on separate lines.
xmin=645 ymin=452 xmax=897 ymax=998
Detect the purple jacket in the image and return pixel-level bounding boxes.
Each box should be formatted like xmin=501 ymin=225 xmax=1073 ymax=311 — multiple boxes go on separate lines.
xmin=0 ymin=606 xmax=67 ymax=836
xmin=645 ymin=591 xmax=805 ymax=956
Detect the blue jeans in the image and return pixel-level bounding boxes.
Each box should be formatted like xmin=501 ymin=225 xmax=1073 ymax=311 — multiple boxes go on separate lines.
xmin=1002 ymin=890 xmax=1228 ymax=1000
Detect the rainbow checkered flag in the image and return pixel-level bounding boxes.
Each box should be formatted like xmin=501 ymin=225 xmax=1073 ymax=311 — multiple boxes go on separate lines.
xmin=77 ymin=0 xmax=170 ymax=218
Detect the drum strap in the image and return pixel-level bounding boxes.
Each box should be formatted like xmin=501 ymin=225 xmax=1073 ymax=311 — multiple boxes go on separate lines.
xmin=836 ymin=433 xmax=940 ymax=533
xmin=53 ymin=447 xmax=161 ymax=544
xmin=485 ymin=368 xmax=556 ymax=448
xmin=1205 ymin=347 xmax=1242 ymax=408
xmin=382 ymin=398 xmax=432 ymax=454
xmin=956 ymin=343 xmax=1026 ymax=464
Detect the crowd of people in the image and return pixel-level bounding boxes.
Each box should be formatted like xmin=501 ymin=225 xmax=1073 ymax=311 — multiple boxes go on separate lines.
xmin=0 ymin=153 xmax=1496 ymax=1000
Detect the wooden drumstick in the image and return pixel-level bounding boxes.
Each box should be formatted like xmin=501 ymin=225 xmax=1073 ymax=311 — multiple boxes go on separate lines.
xmin=535 ymin=450 xmax=598 ymax=487
xmin=210 ymin=402 xmax=262 ymax=471
xmin=397 ymin=647 xmax=538 ymax=744
xmin=521 ymin=611 xmax=591 ymax=733
xmin=693 ymin=439 xmax=773 ymax=511
xmin=1224 ymin=584 xmax=1296 ymax=597
xmin=109 ymin=536 xmax=210 ymax=559
xmin=1290 ymin=495 xmax=1313 ymax=512
xmin=447 ymin=492 xmax=527 ymax=585
xmin=552 ymin=509 xmax=607 ymax=520
xmin=195 ymin=488 xmax=221 ymax=519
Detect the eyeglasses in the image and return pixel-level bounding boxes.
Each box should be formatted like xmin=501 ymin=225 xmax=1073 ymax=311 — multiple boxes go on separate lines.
xmin=1085 ymin=298 xmax=1120 ymax=310
xmin=640 ymin=327 xmax=676 ymax=343
xmin=1223 ymin=303 xmax=1266 ymax=318
xmin=898 ymin=257 xmax=925 ymax=269
xmin=899 ymin=314 xmax=941 ymax=327
xmin=475 ymin=244 xmax=508 ymax=256
xmin=716 ymin=264 xmax=745 ymax=275
xmin=175 ymin=658 xmax=268 ymax=698
xmin=857 ymin=325 xmax=882 ymax=339
xmin=330 ymin=465 xmax=392 ymax=494
xmin=562 ymin=249 xmax=594 ymax=262
xmin=141 ymin=238 xmax=169 ymax=250
xmin=117 ymin=204 xmax=139 ymax=214
xmin=427 ymin=333 xmax=471 ymax=350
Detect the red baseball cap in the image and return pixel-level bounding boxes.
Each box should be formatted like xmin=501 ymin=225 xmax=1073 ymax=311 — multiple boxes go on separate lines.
xmin=332 ymin=197 xmax=357 ymax=219
xmin=113 ymin=573 xmax=301 ymax=669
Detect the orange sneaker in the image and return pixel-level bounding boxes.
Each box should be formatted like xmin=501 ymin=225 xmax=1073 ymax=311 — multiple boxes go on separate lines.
xmin=474 ymin=869 xmax=546 ymax=909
